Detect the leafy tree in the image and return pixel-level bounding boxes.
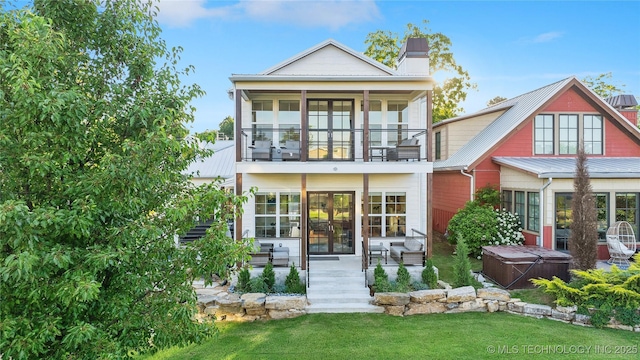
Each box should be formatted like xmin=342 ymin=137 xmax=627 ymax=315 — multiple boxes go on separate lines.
xmin=487 ymin=96 xmax=507 ymax=107
xmin=581 ymin=72 xmax=625 ymax=98
xmin=364 ymin=20 xmax=477 ymax=122
xmin=0 ymin=1 xmax=251 ymax=358
xmin=219 ymin=115 xmax=234 ymax=139
xmin=568 ymin=144 xmax=598 ymax=270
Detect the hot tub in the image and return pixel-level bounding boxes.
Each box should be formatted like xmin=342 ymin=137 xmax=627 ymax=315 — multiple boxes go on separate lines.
xmin=482 ymin=245 xmax=572 ymax=289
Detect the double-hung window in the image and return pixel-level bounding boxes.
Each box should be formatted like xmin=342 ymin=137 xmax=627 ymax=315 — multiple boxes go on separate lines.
xmin=255 ymin=192 xmax=301 ymax=238
xmin=362 ymin=192 xmax=406 ymax=237
xmin=534 ymin=115 xmax=554 ymax=154
xmin=387 ymin=101 xmax=408 ymax=146
xmin=252 ymin=100 xmax=274 ymax=143
xmin=527 ymin=192 xmax=540 ymax=232
xmin=534 ymin=113 xmax=603 ymax=155
xmin=278 ymin=100 xmax=300 ymax=145
xmin=558 ymin=114 xmax=578 ymax=154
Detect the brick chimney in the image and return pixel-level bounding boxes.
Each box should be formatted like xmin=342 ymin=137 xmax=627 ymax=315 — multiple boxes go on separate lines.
xmin=396 ymin=38 xmax=429 ymax=76
xmin=605 ymin=95 xmax=639 ymax=126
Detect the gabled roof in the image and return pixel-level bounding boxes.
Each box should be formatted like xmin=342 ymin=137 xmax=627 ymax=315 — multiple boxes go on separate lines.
xmin=261 ymin=39 xmax=397 ymax=76
xmin=434 ymin=76 xmax=640 ymax=171
xmin=493 ymin=157 xmax=640 ymax=178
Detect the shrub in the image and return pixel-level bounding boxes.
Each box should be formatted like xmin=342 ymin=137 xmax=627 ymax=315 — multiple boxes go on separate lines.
xmin=285 ymin=263 xmax=306 ymax=294
xmin=447 ymin=201 xmax=524 ymax=258
xmin=395 ymin=262 xmax=411 ymax=292
xmin=373 ymin=262 xmax=392 ymax=292
xmin=236 ymin=268 xmax=251 ymax=293
xmin=249 ymin=276 xmax=269 ymax=293
xmin=411 ymin=281 xmax=430 ymax=291
xmin=532 ymin=254 xmax=640 ymax=328
xmin=262 ymin=262 xmax=276 ymax=291
xmin=422 ymin=259 xmax=438 ymax=289
xmin=453 ymin=237 xmax=474 ymax=288
xmin=474 ymin=184 xmax=500 ymax=207
xmin=374 ymin=260 xmax=388 ymax=282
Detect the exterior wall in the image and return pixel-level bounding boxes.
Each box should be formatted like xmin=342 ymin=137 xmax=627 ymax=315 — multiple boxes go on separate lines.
xmin=434 ymin=110 xmax=505 ymax=161
xmin=432 ymin=171 xmax=471 ymax=233
xmin=270 ymin=46 xmax=391 ymax=76
xmin=241 ymin=173 xmax=426 ymax=257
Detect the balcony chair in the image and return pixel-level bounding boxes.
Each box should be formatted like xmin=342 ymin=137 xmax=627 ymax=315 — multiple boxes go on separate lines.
xmin=249 ymin=140 xmax=273 ymax=161
xmin=281 ymin=140 xmax=300 ymax=161
xmin=387 ymin=138 xmax=420 ymax=161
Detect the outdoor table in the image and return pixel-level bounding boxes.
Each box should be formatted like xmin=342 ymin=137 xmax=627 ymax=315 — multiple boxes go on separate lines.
xmin=369 ymin=244 xmax=388 ymax=264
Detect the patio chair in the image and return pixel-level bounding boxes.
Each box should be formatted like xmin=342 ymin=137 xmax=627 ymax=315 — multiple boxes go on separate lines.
xmin=281 ymin=140 xmax=300 ymax=161
xmin=248 ymin=241 xmax=273 ymax=266
xmin=606 ymin=221 xmax=637 ymax=266
xmin=249 ymin=140 xmax=273 ymax=161
xmin=387 ymin=138 xmax=420 ymax=161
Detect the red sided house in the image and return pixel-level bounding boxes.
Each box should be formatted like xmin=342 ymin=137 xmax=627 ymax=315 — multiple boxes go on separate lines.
xmin=432 ymin=77 xmax=640 ymax=259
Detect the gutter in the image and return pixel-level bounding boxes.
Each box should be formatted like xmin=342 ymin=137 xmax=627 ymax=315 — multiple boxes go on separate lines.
xmin=460 ymin=168 xmax=474 ymax=201
xmin=538 ymin=178 xmax=553 ymax=247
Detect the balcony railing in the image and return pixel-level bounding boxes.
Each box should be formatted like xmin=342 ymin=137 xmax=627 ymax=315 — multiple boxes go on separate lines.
xmin=240 ymin=127 xmax=429 ymax=162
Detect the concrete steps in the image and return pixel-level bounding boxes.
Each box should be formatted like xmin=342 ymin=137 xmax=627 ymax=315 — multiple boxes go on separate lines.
xmin=305 ymin=257 xmax=384 ymax=314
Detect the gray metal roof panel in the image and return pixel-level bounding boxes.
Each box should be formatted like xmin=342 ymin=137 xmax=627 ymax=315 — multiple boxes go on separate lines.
xmin=185 ymin=140 xmax=235 ymax=180
xmin=434 ymin=77 xmax=576 ymax=170
xmin=493 ymin=157 xmax=640 ymax=178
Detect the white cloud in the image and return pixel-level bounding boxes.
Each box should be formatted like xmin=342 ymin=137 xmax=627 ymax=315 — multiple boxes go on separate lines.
xmin=517 ymin=31 xmax=564 ymax=44
xmin=154 ymin=0 xmax=380 ymax=29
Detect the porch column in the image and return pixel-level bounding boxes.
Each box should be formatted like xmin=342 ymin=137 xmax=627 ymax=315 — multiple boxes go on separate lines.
xmin=235 ymin=89 xmax=242 ymax=162
xmin=363 ymin=174 xmax=369 ymax=269
xmin=300 ymin=90 xmax=307 ymax=162
xmin=426 ymin=89 xmax=433 ymax=258
xmin=301 ymin=174 xmax=307 ymax=270
xmin=363 ymin=90 xmax=369 ymax=162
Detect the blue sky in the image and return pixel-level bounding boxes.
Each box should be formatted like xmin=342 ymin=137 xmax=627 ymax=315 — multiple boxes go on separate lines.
xmin=144 ymin=1 xmax=638 ymax=132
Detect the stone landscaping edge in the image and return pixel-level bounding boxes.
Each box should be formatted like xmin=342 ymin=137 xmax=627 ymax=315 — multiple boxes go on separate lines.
xmin=194 ymin=286 xmax=640 ymax=332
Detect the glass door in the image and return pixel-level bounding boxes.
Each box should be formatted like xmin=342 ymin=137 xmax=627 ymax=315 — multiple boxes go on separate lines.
xmin=555 ymin=193 xmax=572 ymax=251
xmin=308 ymin=100 xmax=353 ymax=160
xmin=308 ymin=192 xmax=354 ymax=254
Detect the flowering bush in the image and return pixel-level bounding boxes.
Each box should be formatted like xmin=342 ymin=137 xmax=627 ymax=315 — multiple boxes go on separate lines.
xmin=447 ymin=201 xmax=525 ymax=258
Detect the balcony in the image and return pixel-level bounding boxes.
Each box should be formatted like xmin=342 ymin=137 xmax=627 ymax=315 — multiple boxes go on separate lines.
xmin=240 ymin=127 xmax=429 ymax=163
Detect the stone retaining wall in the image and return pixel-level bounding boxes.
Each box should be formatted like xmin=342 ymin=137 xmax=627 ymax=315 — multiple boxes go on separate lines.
xmin=373 ymin=286 xmax=640 ymax=332
xmin=195 ymin=292 xmax=307 ymax=322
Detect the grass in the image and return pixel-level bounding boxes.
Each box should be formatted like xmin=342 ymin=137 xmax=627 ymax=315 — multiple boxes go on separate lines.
xmin=142 ymin=312 xmax=639 ymax=360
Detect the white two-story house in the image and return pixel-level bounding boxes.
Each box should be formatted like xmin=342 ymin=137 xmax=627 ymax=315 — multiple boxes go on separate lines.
xmin=229 ymin=38 xmax=434 ymax=270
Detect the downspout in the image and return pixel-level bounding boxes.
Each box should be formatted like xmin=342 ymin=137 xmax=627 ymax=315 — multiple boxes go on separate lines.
xmin=539 ymin=178 xmax=553 ymax=247
xmin=460 ymin=168 xmax=474 ymax=201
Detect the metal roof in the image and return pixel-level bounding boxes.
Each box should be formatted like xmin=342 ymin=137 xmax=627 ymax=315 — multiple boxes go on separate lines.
xmin=605 ymin=94 xmax=638 ymax=109
xmin=184 ymin=140 xmax=235 ymax=180
xmin=434 ymin=77 xmax=575 ymax=171
xmin=493 ymin=157 xmax=640 ymax=178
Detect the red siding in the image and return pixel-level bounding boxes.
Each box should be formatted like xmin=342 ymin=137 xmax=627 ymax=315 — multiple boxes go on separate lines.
xmin=605 ymin=120 xmax=640 ymax=156
xmin=597 ymin=244 xmax=609 ymax=261
xmin=544 ymin=89 xmax=594 ymax=112
xmin=433 ymin=172 xmax=471 ymax=233
xmin=619 ymin=110 xmax=638 ymax=126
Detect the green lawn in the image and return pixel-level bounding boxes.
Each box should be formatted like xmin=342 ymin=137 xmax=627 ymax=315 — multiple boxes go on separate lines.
xmin=143 ymin=312 xmax=638 ymax=360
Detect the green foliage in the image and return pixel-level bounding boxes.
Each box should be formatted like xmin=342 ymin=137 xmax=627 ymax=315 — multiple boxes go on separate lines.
xmin=236 ymin=268 xmax=251 ymax=293
xmin=364 ymin=20 xmax=476 ymax=122
xmin=374 ymin=260 xmax=388 ymax=282
xmin=474 ymin=184 xmax=500 ymax=207
xmin=218 ymin=116 xmax=234 ymax=139
xmin=487 ymin=96 xmax=507 ymax=107
xmin=532 ymin=254 xmax=640 ymax=328
xmin=395 ymin=262 xmax=411 ymax=292
xmin=0 ymin=1 xmax=253 ymax=358
xmin=453 ymin=237 xmax=474 ymax=288
xmin=422 ymin=259 xmax=438 ymax=289
xmin=373 ymin=262 xmax=392 ymax=292
xmin=581 ymin=72 xmax=625 ymax=98
xmin=411 ymin=281 xmax=430 ymax=291
xmin=262 ymin=262 xmax=276 ymax=291
xmin=447 ymin=201 xmax=524 ymax=258
xmin=285 ymin=263 xmax=306 ymax=294
xmin=249 ymin=276 xmax=269 ymax=293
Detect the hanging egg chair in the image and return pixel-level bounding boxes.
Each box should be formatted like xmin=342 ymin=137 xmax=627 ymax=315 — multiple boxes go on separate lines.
xmin=605 ymin=221 xmax=637 ymax=266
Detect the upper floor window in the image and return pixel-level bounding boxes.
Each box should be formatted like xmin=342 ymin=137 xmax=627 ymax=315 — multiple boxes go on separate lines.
xmin=583 ymin=115 xmax=603 ymax=154
xmin=435 ymin=132 xmax=441 ymax=160
xmin=360 ymin=100 xmax=382 ymax=146
xmin=534 ymin=115 xmax=554 ymax=154
xmin=278 ymin=100 xmax=300 ymax=125
xmin=558 ymin=114 xmax=578 ymax=154
xmin=387 ymin=101 xmax=408 ymax=146
xmin=534 ymin=113 xmax=604 ymax=155
xmin=252 ymin=100 xmax=273 ymax=124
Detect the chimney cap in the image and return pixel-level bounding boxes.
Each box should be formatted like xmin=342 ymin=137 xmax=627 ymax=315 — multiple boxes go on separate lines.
xmin=605 ymin=94 xmax=638 ymax=109
xmin=398 ymin=38 xmax=429 ymax=61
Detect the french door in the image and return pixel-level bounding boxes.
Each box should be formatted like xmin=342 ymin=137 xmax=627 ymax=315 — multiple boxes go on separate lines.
xmin=307 ymin=100 xmax=354 ymax=160
xmin=308 ymin=192 xmax=355 ymax=254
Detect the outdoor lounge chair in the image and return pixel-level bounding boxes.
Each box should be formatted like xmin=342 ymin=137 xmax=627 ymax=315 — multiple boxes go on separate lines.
xmin=281 ymin=140 xmax=300 ymax=161
xmin=389 ymin=237 xmax=425 ymax=265
xmin=387 ymin=138 xmax=420 ymax=161
xmin=606 ymin=221 xmax=637 ymax=266
xmin=248 ymin=241 xmax=273 ymax=266
xmin=249 ymin=140 xmax=273 ymax=161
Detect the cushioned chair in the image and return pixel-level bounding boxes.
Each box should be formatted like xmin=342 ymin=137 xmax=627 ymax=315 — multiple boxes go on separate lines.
xmin=248 ymin=241 xmax=273 ymax=266
xmin=249 ymin=140 xmax=273 ymax=161
xmin=387 ymin=138 xmax=420 ymax=161
xmin=281 ymin=140 xmax=300 ymax=161
xmin=389 ymin=237 xmax=425 ymax=265
xmin=272 ymin=247 xmax=290 ymax=267
xmin=606 ymin=221 xmax=637 ymax=267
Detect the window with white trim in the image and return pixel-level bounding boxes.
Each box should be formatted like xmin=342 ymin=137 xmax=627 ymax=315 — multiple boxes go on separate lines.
xmin=362 ymin=192 xmax=406 ymax=237
xmin=527 ymin=192 xmax=539 ymax=232
xmin=255 ymin=192 xmax=300 ymax=238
